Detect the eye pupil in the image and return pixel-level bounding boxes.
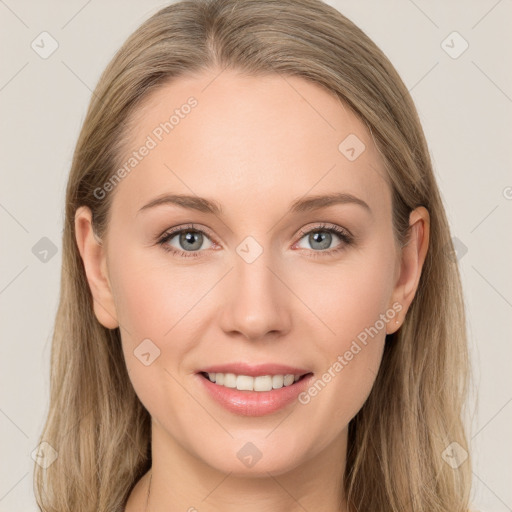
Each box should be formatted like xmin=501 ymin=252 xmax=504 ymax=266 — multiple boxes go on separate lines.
xmin=180 ymin=231 xmax=203 ymax=251
xmin=309 ymin=231 xmax=332 ymax=250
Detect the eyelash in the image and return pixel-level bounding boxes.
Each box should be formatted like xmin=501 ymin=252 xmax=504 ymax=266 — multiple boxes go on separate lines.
xmin=156 ymin=223 xmax=354 ymax=259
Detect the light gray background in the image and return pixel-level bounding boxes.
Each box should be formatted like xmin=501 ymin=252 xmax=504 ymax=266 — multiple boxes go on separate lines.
xmin=1 ymin=1 xmax=511 ymax=511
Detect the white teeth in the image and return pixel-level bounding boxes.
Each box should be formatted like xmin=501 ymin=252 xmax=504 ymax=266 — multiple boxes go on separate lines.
xmin=223 ymin=373 xmax=237 ymax=388
xmin=237 ymin=375 xmax=258 ymax=391
xmin=272 ymin=374 xmax=284 ymax=388
xmin=283 ymin=374 xmax=295 ymax=386
xmin=257 ymin=375 xmax=276 ymax=391
xmin=206 ymin=372 xmax=303 ymax=391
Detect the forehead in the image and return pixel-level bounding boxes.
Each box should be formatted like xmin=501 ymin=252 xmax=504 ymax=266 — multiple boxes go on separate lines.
xmin=112 ymin=69 xmax=391 ymax=221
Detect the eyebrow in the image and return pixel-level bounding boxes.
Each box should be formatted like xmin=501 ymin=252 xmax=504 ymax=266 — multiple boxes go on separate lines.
xmin=137 ymin=192 xmax=371 ymax=216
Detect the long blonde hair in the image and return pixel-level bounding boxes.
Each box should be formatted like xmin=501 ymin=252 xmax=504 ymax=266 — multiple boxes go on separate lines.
xmin=34 ymin=1 xmax=472 ymax=510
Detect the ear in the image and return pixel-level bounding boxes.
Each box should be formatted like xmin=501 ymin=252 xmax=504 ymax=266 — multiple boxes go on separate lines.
xmin=74 ymin=206 xmax=119 ymax=329
xmin=386 ymin=206 xmax=430 ymax=334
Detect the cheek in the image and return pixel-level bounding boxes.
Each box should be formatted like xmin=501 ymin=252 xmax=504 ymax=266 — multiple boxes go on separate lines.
xmin=294 ymin=241 xmax=396 ymax=344
xmin=293 ymin=244 xmax=394 ymax=423
xmin=108 ymin=247 xmax=205 ymax=341
xmin=107 ymin=248 xmax=216 ymax=398
xmin=107 ymin=252 xmax=200 ymax=427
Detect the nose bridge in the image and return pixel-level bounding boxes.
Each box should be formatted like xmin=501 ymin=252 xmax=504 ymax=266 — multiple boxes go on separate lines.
xmin=219 ymin=237 xmax=291 ymax=340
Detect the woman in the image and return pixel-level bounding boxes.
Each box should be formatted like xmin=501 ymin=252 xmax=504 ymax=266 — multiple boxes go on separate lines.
xmin=34 ymin=0 xmax=473 ymax=510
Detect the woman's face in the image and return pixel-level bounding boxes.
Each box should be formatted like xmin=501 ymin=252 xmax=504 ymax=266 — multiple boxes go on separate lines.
xmin=77 ymin=69 xmax=426 ymax=478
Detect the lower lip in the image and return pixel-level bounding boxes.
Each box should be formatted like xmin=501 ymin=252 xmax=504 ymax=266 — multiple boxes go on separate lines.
xmin=196 ymin=372 xmax=314 ymax=416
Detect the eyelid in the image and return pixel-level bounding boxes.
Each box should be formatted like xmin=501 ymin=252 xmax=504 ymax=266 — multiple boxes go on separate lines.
xmin=157 ymin=223 xmax=220 ymax=246
xmin=294 ymin=222 xmax=353 ymax=243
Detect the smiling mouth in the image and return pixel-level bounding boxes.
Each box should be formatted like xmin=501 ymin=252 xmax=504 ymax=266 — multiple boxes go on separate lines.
xmin=199 ymin=371 xmax=313 ymax=392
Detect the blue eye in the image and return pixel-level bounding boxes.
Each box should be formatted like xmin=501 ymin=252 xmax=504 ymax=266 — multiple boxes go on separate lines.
xmin=157 ymin=224 xmax=214 ymax=258
xmin=294 ymin=223 xmax=353 ymax=258
xmin=157 ymin=222 xmax=354 ymax=259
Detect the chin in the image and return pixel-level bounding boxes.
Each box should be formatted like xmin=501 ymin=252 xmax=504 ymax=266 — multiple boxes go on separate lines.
xmin=194 ymin=437 xmax=309 ymax=478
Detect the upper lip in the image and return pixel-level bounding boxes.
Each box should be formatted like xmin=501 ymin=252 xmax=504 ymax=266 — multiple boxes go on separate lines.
xmin=198 ymin=362 xmax=312 ymax=377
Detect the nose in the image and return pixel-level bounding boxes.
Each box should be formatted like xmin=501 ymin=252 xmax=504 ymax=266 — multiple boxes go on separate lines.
xmin=217 ymin=248 xmax=292 ymax=342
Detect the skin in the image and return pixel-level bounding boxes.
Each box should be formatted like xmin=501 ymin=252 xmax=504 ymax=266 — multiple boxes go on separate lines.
xmin=75 ymin=69 xmax=429 ymax=512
